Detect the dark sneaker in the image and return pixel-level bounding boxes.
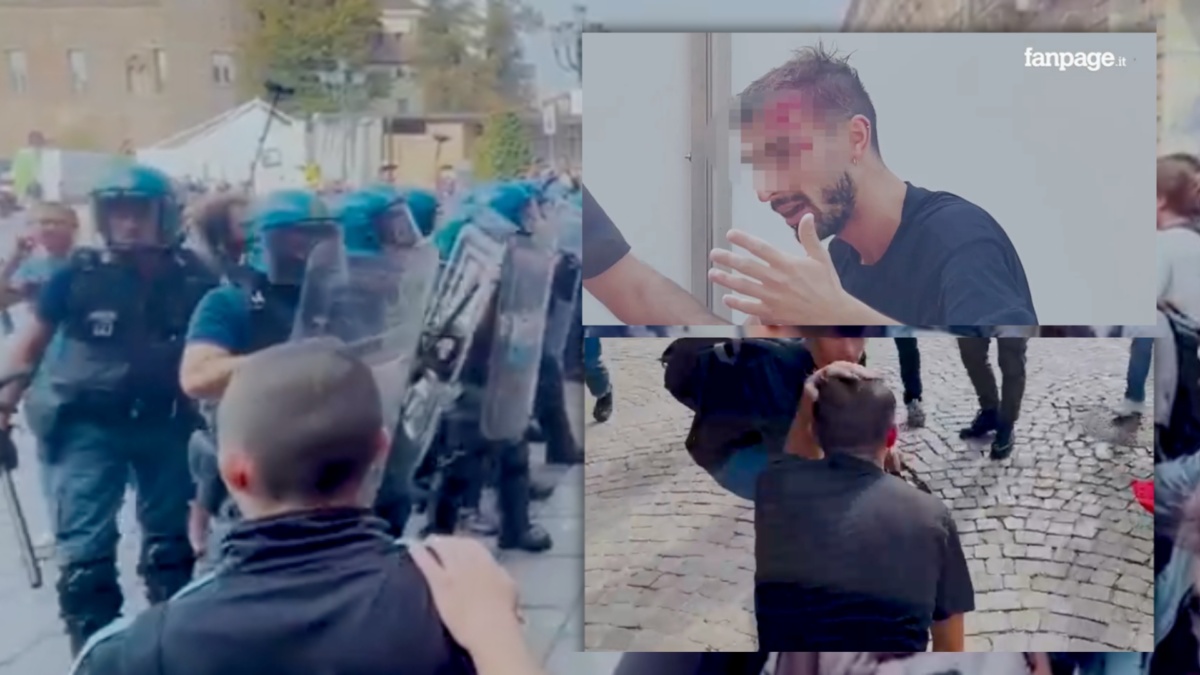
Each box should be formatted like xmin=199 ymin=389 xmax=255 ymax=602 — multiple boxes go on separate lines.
xmin=593 ymin=391 xmax=613 ymax=423
xmin=499 ymin=523 xmax=553 ymax=553
xmin=959 ymin=409 xmax=999 ymax=439
xmin=906 ymin=400 xmax=926 ymax=429
xmin=990 ymin=423 xmax=1015 ymax=460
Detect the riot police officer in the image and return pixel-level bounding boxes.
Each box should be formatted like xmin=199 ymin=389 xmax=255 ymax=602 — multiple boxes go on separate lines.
xmin=0 ymin=163 xmax=217 ymax=653
xmin=179 ymin=190 xmax=341 ymax=569
xmin=332 ymin=184 xmax=435 ymax=537
xmin=397 ymin=186 xmax=439 ymax=238
xmin=428 ymin=181 xmax=554 ymax=552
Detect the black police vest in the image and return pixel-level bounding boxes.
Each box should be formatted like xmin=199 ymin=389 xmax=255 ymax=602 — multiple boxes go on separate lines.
xmin=233 ymin=271 xmax=300 ymax=355
xmin=44 ymin=248 xmax=217 ymax=416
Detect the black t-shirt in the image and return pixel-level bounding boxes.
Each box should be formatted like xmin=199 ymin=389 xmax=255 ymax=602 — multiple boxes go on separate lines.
xmin=830 ymin=184 xmax=1037 ymax=326
xmin=754 ymin=453 xmax=975 ymax=651
xmin=582 ymin=185 xmax=631 ymax=280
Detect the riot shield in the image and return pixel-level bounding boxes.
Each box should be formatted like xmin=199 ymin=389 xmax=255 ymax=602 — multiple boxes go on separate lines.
xmin=293 ymin=240 xmax=439 ymax=501
xmin=480 ymin=233 xmax=556 ymax=442
xmin=543 ymin=254 xmax=581 ymax=363
xmin=401 ymin=226 xmax=506 ymax=469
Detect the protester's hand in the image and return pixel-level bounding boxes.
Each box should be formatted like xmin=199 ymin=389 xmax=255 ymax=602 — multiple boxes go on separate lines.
xmin=803 ymin=360 xmax=879 ymax=404
xmin=411 ymin=535 xmax=522 ymax=656
xmin=884 ymin=448 xmax=905 ymax=475
xmin=13 ymin=234 xmax=34 ymax=260
xmin=709 ymin=213 xmax=854 ymax=324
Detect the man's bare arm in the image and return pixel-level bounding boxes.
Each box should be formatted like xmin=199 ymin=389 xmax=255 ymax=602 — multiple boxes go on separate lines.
xmin=584 ymin=253 xmax=728 ymax=325
xmin=180 ymin=343 xmax=247 ymax=401
xmin=930 ymin=614 xmax=965 ymax=651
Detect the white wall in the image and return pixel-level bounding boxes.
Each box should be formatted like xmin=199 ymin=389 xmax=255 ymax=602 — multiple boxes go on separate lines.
xmin=581 ymin=33 xmax=693 ymax=325
xmin=138 ymin=106 xmax=307 ymax=191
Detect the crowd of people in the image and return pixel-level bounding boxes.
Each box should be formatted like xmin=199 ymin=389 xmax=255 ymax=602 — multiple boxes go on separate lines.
xmin=0 ymin=160 xmax=585 ymax=674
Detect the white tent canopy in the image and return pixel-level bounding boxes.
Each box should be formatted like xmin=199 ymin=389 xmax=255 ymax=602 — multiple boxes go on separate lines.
xmin=137 ymin=98 xmax=307 ymax=193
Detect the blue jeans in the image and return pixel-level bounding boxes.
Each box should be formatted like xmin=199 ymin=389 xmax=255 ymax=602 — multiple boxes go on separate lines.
xmin=583 ymin=337 xmax=610 ymax=397
xmin=709 ymin=444 xmax=770 ymax=500
xmin=1125 ymin=337 xmax=1154 ymax=403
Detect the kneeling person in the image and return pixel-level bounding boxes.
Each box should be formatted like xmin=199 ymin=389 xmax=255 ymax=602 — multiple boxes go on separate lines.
xmin=754 ymin=367 xmax=974 ymax=652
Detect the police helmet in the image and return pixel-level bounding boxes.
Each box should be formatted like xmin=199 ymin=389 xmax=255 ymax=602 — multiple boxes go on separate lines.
xmin=333 ymin=185 xmax=424 ymax=256
xmin=90 ymin=163 xmax=182 ymax=249
xmin=244 ymin=189 xmax=340 ymax=285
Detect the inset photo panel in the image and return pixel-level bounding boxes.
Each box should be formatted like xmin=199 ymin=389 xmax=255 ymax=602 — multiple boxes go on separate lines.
xmin=583 ymin=334 xmax=1153 ymax=652
xmin=581 ymin=32 xmax=1157 ymax=328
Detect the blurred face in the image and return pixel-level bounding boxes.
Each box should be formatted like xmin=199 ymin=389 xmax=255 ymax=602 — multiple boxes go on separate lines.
xmin=33 ymin=207 xmax=77 ymax=254
xmin=98 ymin=196 xmax=160 ymax=247
xmin=740 ymin=91 xmax=861 ymax=241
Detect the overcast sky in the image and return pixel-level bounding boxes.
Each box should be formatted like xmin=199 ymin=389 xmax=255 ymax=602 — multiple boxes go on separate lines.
xmin=521 ymin=0 xmax=851 ymax=95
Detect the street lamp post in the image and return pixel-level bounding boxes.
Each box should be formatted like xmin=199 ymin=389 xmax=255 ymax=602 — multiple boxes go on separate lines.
xmin=551 ymin=4 xmax=586 ymax=84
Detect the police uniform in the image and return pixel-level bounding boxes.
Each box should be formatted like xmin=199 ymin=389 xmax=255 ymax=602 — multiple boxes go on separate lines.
xmin=185 ymin=190 xmax=342 ymax=572
xmin=329 ymin=185 xmax=440 ymax=538
xmin=426 ymin=182 xmax=555 ymax=552
xmin=21 ymin=164 xmax=217 ymax=653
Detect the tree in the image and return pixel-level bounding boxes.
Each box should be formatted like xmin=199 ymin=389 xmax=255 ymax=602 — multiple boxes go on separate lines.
xmin=477 ymin=0 xmax=540 ymax=108
xmin=240 ymin=0 xmax=383 ymax=114
xmin=413 ymin=0 xmax=484 ymax=113
xmin=473 ymin=110 xmax=533 ymax=180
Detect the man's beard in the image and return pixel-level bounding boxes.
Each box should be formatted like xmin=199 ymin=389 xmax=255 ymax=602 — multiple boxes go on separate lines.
xmin=771 ymin=172 xmax=858 ymax=242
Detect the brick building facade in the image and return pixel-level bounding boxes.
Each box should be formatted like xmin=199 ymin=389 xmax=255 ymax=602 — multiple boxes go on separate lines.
xmin=0 ymin=0 xmax=248 ymax=157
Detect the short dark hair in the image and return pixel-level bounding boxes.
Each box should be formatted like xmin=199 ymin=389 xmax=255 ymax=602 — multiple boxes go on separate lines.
xmin=1165 ymin=152 xmax=1200 ymax=173
xmin=217 ymin=340 xmax=383 ymax=502
xmin=811 ymin=375 xmax=895 ymax=458
xmin=737 ymin=43 xmax=881 ymax=154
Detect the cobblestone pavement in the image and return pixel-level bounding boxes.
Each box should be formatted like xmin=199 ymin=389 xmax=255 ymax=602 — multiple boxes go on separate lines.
xmin=583 ymin=338 xmax=1155 ymax=652
xmin=0 ymin=305 xmax=592 ymax=674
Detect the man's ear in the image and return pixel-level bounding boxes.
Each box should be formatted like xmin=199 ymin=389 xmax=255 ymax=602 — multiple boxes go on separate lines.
xmin=373 ymin=426 xmax=391 ymax=463
xmin=886 ymin=425 xmax=898 ymax=449
xmin=218 ymin=447 xmax=254 ymax=493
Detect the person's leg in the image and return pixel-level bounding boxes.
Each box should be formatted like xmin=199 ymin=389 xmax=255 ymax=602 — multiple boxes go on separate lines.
xmin=1119 ymin=337 xmax=1154 ymax=416
xmin=992 ymin=338 xmax=1029 ymax=459
xmin=894 ymin=337 xmax=925 ymax=428
xmin=128 ymin=423 xmax=196 ymax=603
xmin=584 ymin=337 xmax=613 ymax=422
xmin=957 ymin=338 xmax=1000 ymax=438
xmin=51 ymin=423 xmax=128 ymax=655
xmin=537 ymin=352 xmax=580 ymax=465
xmin=373 ymin=424 xmax=416 ymax=538
xmin=496 ymin=439 xmax=551 ymax=552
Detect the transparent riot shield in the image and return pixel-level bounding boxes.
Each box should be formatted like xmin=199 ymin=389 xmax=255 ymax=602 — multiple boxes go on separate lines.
xmin=293 ymin=239 xmax=439 ymax=501
xmin=401 ymin=226 xmax=506 ymax=467
xmin=480 ymin=232 xmax=556 ymax=442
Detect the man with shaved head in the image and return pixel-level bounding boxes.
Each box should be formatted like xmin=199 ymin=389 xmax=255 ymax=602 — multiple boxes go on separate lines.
xmin=73 ymin=341 xmax=542 ymax=675
xmin=755 ymin=368 xmax=973 ymax=651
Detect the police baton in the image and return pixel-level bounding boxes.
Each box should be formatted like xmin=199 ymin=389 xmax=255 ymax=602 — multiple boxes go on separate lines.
xmin=0 ymin=370 xmax=41 ymax=588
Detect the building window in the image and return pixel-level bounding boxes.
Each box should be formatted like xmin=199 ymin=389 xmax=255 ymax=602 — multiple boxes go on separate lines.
xmin=5 ymin=50 xmax=27 ymax=93
xmin=67 ymin=49 xmax=88 ymax=93
xmin=211 ymin=52 xmax=235 ymax=86
xmin=152 ymin=48 xmax=167 ymax=92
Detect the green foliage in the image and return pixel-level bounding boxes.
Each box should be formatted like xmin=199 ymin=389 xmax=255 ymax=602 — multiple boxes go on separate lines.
xmin=240 ymin=0 xmax=382 ymax=114
xmin=415 ymin=0 xmax=540 ymax=113
xmin=474 ymin=110 xmax=533 ymax=180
